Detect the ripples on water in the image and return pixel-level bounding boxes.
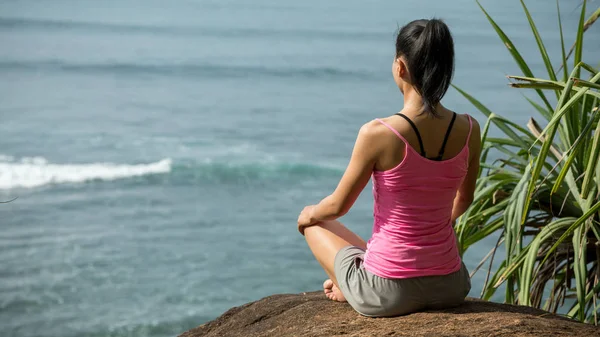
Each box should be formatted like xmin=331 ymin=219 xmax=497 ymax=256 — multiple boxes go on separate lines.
xmin=1 ymin=0 xmax=597 ymax=336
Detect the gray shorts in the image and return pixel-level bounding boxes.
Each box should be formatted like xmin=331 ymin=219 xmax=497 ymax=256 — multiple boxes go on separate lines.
xmin=334 ymin=246 xmax=471 ymax=317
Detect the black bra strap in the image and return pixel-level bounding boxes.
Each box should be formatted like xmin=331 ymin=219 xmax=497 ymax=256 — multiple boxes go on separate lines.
xmin=437 ymin=112 xmax=457 ymax=160
xmin=395 ymin=113 xmax=426 ymax=156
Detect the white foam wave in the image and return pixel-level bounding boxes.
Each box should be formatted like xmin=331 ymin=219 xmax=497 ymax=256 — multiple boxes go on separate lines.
xmin=0 ymin=154 xmax=15 ymax=162
xmin=0 ymin=156 xmax=172 ymax=189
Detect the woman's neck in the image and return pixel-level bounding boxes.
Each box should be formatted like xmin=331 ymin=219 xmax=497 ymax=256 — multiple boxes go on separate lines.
xmin=401 ymin=85 xmax=444 ymax=118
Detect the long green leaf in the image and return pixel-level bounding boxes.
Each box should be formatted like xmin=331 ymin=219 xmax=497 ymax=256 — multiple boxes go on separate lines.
xmin=524 ymin=95 xmax=552 ymax=120
xmin=510 ymin=83 xmax=563 ymax=90
xmin=482 ymin=261 xmax=507 ymax=301
xmin=509 ymin=69 xmax=600 ymax=159
xmin=552 ymin=108 xmax=600 ymax=194
xmin=558 ymin=5 xmax=600 ymax=73
xmin=452 ymin=85 xmax=529 ymax=148
xmin=569 ymin=0 xmax=588 ymax=146
xmin=572 ymin=224 xmax=588 ymax=322
xmin=582 ymin=63 xmax=600 ymax=75
xmin=509 ymin=74 xmax=600 ymax=91
xmin=524 ymin=66 xmax=598 ymax=221
xmin=574 ymin=78 xmax=600 ymax=90
xmin=479 ymin=115 xmax=493 ymax=169
xmin=525 ymin=84 xmax=572 ymax=221
xmin=524 ymin=96 xmax=569 ymax=146
xmin=479 ymin=164 xmax=523 ymax=178
xmin=464 ymin=217 xmax=505 ymax=248
xmin=475 ymin=0 xmax=553 ymax=112
xmin=574 ymin=0 xmax=587 ymax=78
xmin=491 ymin=144 xmax=530 ymax=166
xmin=492 ymin=116 xmax=538 ymax=142
xmin=508 ymin=75 xmax=565 ymax=85
xmin=486 ymin=138 xmax=529 ymax=147
xmin=568 ymin=280 xmax=600 ymax=318
xmin=542 ymin=200 xmax=600 ymax=266
xmin=581 ymin=89 xmax=600 ymax=100
xmin=511 ymin=82 xmax=600 ymax=101
xmin=494 ymin=243 xmax=531 ymax=287
xmin=518 ymin=218 xmax=575 ymax=305
xmin=596 ymin=108 xmax=600 ymax=189
xmin=556 ymin=0 xmax=569 ymax=82
xmin=581 ymin=117 xmax=600 ymax=198
xmin=519 ymin=0 xmax=557 ymax=83
xmin=505 ymin=165 xmax=531 ymax=270
xmin=579 ymin=93 xmax=590 ymax=169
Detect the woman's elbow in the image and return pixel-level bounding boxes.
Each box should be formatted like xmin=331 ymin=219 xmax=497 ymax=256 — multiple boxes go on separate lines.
xmin=326 ymin=198 xmax=347 ymax=218
xmin=336 ymin=206 xmax=350 ymax=217
xmin=331 ymin=202 xmax=347 ymax=217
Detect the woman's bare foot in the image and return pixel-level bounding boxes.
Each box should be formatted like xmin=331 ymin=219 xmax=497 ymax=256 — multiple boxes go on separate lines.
xmin=322 ymin=279 xmax=347 ymax=302
xmin=323 ymin=279 xmax=334 ymax=298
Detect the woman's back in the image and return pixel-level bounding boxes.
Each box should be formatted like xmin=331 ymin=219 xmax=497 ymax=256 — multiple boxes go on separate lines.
xmin=363 ymin=110 xmax=476 ymax=278
xmin=372 ymin=110 xmax=475 ymax=171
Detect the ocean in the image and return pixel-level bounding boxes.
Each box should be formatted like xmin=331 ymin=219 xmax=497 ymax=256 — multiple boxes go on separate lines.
xmin=1 ymin=0 xmax=598 ymax=336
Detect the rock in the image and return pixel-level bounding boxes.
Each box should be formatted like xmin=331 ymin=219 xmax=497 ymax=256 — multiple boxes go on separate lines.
xmin=180 ymin=291 xmax=600 ymax=337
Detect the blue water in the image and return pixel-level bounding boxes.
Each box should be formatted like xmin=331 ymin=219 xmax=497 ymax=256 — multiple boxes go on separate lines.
xmin=1 ymin=0 xmax=598 ymax=336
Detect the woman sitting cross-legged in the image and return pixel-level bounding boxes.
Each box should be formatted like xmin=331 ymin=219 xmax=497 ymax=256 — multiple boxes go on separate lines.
xmin=297 ymin=18 xmax=481 ymax=317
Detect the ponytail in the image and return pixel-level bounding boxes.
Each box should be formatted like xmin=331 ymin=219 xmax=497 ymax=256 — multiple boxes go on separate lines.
xmin=395 ymin=18 xmax=454 ymax=116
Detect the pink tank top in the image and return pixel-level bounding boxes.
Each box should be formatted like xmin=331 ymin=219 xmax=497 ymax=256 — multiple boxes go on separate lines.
xmin=363 ymin=114 xmax=473 ymax=279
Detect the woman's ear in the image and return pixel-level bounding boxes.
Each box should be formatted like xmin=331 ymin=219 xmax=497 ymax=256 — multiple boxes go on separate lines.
xmin=398 ymin=58 xmax=407 ymax=79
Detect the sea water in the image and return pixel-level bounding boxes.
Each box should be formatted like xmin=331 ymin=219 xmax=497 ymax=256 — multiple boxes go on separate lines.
xmin=1 ymin=0 xmax=598 ymax=336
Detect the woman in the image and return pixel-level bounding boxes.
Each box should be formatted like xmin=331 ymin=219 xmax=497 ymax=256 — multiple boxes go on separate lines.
xmin=297 ymin=18 xmax=481 ymax=317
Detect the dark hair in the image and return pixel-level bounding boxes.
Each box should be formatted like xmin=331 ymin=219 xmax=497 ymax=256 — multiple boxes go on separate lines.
xmin=395 ymin=18 xmax=454 ymax=116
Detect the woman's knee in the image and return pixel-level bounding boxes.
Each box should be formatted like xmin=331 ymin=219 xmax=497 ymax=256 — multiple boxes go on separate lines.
xmin=303 ymin=221 xmax=328 ymax=238
xmin=309 ymin=220 xmax=341 ymax=230
xmin=303 ymin=221 xmax=342 ymax=240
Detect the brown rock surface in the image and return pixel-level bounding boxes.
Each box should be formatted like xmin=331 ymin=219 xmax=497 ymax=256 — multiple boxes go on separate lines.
xmin=180 ymin=291 xmax=600 ymax=337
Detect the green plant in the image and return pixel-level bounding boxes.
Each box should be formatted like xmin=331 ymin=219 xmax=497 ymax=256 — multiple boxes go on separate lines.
xmin=454 ymin=0 xmax=600 ymax=324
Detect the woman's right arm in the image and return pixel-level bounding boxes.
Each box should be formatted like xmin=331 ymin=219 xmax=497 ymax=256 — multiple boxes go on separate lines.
xmin=451 ymin=117 xmax=481 ymax=223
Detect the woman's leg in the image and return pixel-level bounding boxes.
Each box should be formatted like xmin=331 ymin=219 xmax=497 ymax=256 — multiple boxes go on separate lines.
xmin=303 ymin=220 xmax=367 ymax=301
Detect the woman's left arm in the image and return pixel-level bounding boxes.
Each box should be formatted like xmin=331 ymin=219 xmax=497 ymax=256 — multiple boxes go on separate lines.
xmin=298 ymin=121 xmax=382 ymax=233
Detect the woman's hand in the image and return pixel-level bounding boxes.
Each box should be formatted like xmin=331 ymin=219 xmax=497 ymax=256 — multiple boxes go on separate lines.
xmin=297 ymin=205 xmax=317 ymax=235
